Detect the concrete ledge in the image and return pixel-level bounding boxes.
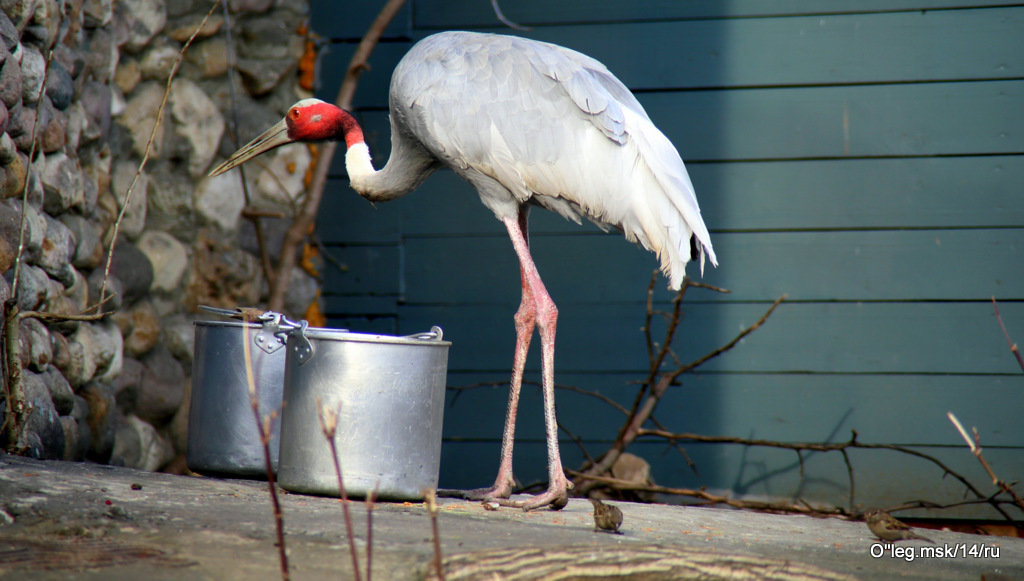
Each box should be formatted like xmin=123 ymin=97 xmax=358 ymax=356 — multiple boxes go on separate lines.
xmin=0 ymin=455 xmax=1020 ymax=580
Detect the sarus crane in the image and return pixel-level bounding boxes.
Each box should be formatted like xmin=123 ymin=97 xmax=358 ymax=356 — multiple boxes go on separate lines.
xmin=210 ymin=30 xmax=717 ymax=510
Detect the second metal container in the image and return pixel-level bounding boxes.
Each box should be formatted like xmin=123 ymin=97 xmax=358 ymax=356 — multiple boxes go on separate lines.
xmin=187 ymin=317 xmax=290 ymax=477
xmin=277 ymin=326 xmax=450 ymax=500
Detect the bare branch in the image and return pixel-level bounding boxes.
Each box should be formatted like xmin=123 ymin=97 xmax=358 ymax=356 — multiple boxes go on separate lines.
xmin=318 ymin=397 xmax=361 ymax=581
xmin=241 ymin=310 xmax=289 ymax=580
xmin=637 ymin=426 xmax=1019 ymax=521
xmin=425 ymin=489 xmax=445 ymax=581
xmin=947 ymin=411 xmax=977 ymax=454
xmin=366 ymin=482 xmax=379 ymax=581
xmin=491 ymin=0 xmax=531 ymax=31
xmin=568 ymin=471 xmax=851 ymax=517
xmin=11 ymin=49 xmax=54 ymax=299
xmin=16 ymin=293 xmax=116 ymax=324
xmin=220 ymin=1 xmax=273 ymax=283
xmin=557 ymin=419 xmax=596 ymax=466
xmin=577 ymin=289 xmax=785 ymax=492
xmin=674 ymin=293 xmax=786 ymax=378
xmin=947 ymin=411 xmax=1024 ymax=512
xmin=99 ymin=1 xmax=220 ymax=304
xmin=4 ymin=45 xmax=55 ymax=450
xmin=991 ymin=297 xmax=1024 ymax=373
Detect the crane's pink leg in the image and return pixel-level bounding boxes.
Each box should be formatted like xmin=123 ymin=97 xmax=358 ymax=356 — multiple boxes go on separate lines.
xmin=498 ymin=210 xmax=570 ymax=510
xmin=454 ymin=210 xmax=533 ymax=501
xmin=440 ymin=208 xmax=569 ymax=510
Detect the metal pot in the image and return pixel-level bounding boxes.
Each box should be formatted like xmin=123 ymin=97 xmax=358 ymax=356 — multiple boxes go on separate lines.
xmin=186 ymin=310 xmax=302 ymax=477
xmin=277 ymin=326 xmax=450 ymax=500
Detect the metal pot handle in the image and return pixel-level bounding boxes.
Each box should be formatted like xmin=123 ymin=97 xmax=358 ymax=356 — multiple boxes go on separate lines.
xmin=403 ymin=326 xmax=444 ymax=342
xmin=287 ymin=319 xmax=314 ymax=364
xmin=198 ymin=306 xmax=306 ymax=355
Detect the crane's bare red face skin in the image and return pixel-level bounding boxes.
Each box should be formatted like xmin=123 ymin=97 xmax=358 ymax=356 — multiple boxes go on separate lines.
xmin=285 ymin=102 xmax=364 ymax=148
xmin=207 ymin=100 xmax=367 ymax=177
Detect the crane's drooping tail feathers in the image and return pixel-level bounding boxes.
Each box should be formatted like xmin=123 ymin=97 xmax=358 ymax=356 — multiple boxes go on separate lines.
xmin=548 ymin=43 xmax=717 ymax=289
xmin=619 ymin=108 xmax=717 ymax=290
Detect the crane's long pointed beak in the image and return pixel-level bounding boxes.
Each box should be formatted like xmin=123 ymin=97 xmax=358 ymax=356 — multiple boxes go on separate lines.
xmin=208 ymin=118 xmax=293 ymax=177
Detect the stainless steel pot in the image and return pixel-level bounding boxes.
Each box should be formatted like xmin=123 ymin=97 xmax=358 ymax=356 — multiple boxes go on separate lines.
xmin=187 ymin=310 xmax=302 ymax=477
xmin=277 ymin=326 xmax=450 ymax=500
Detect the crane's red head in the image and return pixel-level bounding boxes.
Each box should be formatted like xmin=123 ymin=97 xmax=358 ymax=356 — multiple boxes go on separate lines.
xmin=285 ymin=98 xmax=364 ymax=148
xmin=208 ymin=98 xmax=364 ymax=177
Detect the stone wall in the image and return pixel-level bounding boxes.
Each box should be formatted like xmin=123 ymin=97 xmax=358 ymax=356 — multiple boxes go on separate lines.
xmin=0 ymin=0 xmax=316 ymax=470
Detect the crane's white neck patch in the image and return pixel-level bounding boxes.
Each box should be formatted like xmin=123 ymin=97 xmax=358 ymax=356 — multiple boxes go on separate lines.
xmin=345 ymin=142 xmax=375 ymax=186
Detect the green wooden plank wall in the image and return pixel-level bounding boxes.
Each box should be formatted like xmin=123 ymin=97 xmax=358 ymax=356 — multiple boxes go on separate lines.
xmin=309 ymin=1 xmax=1024 ymax=517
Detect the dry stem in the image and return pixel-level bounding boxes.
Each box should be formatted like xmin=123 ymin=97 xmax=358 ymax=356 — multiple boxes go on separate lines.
xmin=98 ymin=0 xmax=220 ymax=306
xmin=424 ymin=489 xmax=445 ymax=581
xmin=947 ymin=411 xmax=1024 ymax=512
xmin=2 ymin=303 xmax=23 ymax=447
xmin=317 ymin=398 xmax=361 ymax=581
xmin=220 ymin=1 xmax=273 ymax=283
xmin=3 ymin=46 xmax=54 ymax=451
xmin=569 ymin=471 xmax=849 ymax=517
xmin=241 ymin=311 xmax=289 ymax=580
xmin=576 ymin=275 xmax=785 ymax=493
xmin=491 ymin=0 xmax=531 ymax=30
xmin=991 ymin=297 xmax=1024 ymax=373
xmin=366 ymin=482 xmax=380 ymax=581
xmin=10 ymin=49 xmax=53 ymax=300
xmin=570 ymin=423 xmax=1020 ymax=520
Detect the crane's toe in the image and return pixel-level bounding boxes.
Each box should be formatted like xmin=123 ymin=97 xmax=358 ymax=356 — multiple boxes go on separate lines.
xmin=437 ymin=483 xmax=513 ymax=502
xmin=439 ymin=482 xmax=569 ymax=511
xmin=515 ymin=487 xmax=569 ymax=512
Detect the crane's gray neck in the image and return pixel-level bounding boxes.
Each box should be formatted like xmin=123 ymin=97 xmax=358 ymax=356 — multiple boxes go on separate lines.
xmin=346 ymin=124 xmax=438 ymax=202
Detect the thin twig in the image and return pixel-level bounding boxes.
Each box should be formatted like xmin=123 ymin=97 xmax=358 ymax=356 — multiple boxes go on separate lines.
xmin=6 ymin=297 xmax=113 ymax=443
xmin=642 ymin=272 xmax=657 ymax=370
xmin=991 ymin=297 xmax=1024 ymax=373
xmin=10 ymin=49 xmax=54 ymax=300
xmin=557 ymin=419 xmax=595 ymax=466
xmin=578 ymin=288 xmax=783 ymax=492
xmin=241 ymin=311 xmax=288 ymax=580
xmin=569 ymin=471 xmax=850 ymax=517
xmin=366 ymin=482 xmax=379 ymax=581
xmin=491 ymin=0 xmax=531 ymax=30
xmin=840 ymin=449 xmax=855 ymax=512
xmin=318 ymin=398 xmax=361 ymax=581
xmin=571 ymin=470 xmax=1022 ymax=519
xmin=947 ymin=412 xmax=977 ymax=454
xmin=3 ymin=47 xmax=54 ymax=450
xmin=15 ymin=300 xmax=113 ymax=323
xmin=98 ymin=1 xmax=220 ymax=307
xmin=638 ymin=426 xmax=1018 ymax=521
xmin=267 ymin=0 xmax=407 ymax=312
xmin=220 ymin=1 xmax=273 ymax=283
xmin=424 ymin=489 xmax=445 ymax=581
xmin=674 ymin=293 xmax=786 ymax=377
xmin=947 ymin=411 xmax=1024 ymax=512
xmin=2 ymin=303 xmax=23 ymax=449
xmin=624 ymin=275 xmax=690 ymax=435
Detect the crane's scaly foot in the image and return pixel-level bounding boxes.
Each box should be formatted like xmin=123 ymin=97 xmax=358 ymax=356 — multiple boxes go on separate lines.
xmin=438 ymin=471 xmax=516 ymax=501
xmin=494 ymin=487 xmax=569 ymax=511
xmin=495 ymin=473 xmax=570 ymax=511
xmin=437 ymin=484 xmax=512 ymax=502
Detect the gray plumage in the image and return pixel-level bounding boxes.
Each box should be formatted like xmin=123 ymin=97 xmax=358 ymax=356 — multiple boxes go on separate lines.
xmin=362 ymin=31 xmax=717 ymax=288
